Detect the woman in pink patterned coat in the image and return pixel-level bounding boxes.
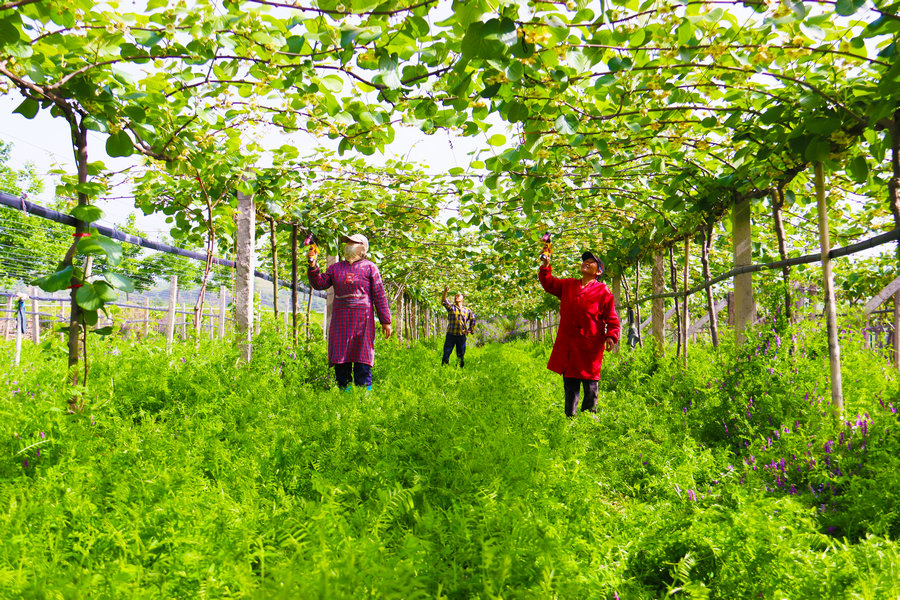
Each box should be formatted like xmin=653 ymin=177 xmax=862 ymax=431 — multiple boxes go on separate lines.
xmin=307 ymin=234 xmax=393 ymax=391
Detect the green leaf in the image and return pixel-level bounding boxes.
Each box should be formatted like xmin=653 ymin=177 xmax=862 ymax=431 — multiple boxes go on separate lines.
xmin=104 ymin=272 xmax=135 ymax=292
xmin=0 ymin=16 xmax=21 ymax=46
xmin=506 ymin=61 xmax=524 ymax=82
xmin=76 ymin=283 xmax=104 ymax=311
xmin=32 ymin=266 xmax=74 ymax=293
xmin=91 ymin=326 xmax=115 ymax=336
xmin=92 ymin=281 xmax=119 ymax=303
xmin=82 ymin=309 xmax=99 ymax=326
xmin=106 ymin=131 xmax=134 ymax=157
xmin=846 ymin=155 xmax=868 ymax=183
xmin=805 ymin=116 xmax=841 ymax=135
xmin=677 ymin=21 xmax=693 ymax=45
xmin=487 ymin=134 xmax=506 ymax=146
xmin=320 ymin=74 xmax=344 ymax=92
xmin=607 ymin=57 xmax=632 ymax=71
xmin=804 ymin=137 xmax=831 ymax=163
xmin=835 ymin=0 xmax=865 ymax=14
xmin=630 ymin=29 xmax=647 ymax=47
xmin=71 ymin=204 xmax=104 ymax=223
xmin=13 ymin=98 xmax=39 ymax=119
xmin=554 ymin=114 xmax=579 ymax=136
xmin=77 ymin=235 xmax=123 ymax=266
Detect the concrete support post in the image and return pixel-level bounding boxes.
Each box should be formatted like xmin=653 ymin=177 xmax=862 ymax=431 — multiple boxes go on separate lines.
xmin=143 ymin=297 xmax=150 ymax=338
xmin=166 ymin=276 xmax=178 ymax=354
xmin=235 ymin=188 xmax=256 ymax=362
xmin=30 ymin=286 xmax=39 ymax=344
xmin=218 ymin=285 xmax=227 ymax=339
xmin=814 ymin=162 xmax=843 ymax=420
xmin=3 ymin=296 xmax=12 ymax=340
xmin=733 ymin=195 xmax=754 ymax=344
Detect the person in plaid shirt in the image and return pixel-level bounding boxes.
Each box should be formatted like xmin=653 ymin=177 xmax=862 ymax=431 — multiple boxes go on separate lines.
xmin=308 ymin=233 xmax=392 ymax=391
xmin=441 ymin=285 xmax=475 ymax=367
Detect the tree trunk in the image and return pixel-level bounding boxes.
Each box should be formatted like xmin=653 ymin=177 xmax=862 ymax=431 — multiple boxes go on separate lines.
xmin=652 ymin=251 xmax=665 ymax=356
xmin=634 ymin=262 xmax=643 ymax=347
xmin=291 ymin=224 xmax=298 ymax=345
xmin=888 ymin=109 xmax=900 ymax=234
xmin=67 ymin=123 xmax=89 ymax=395
xmin=894 ymin=291 xmax=900 ymax=371
xmin=682 ymin=238 xmax=690 ymax=358
xmin=701 ymin=223 xmax=719 ymax=348
xmin=668 ymin=246 xmax=682 ymax=357
xmin=269 ymin=218 xmax=279 ymax=331
xmin=306 ymin=284 xmax=313 ymax=341
xmin=772 ymin=187 xmax=794 ymax=323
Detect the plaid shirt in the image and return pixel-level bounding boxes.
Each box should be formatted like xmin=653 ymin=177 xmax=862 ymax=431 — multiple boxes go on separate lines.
xmin=308 ymin=259 xmax=391 ymax=366
xmin=442 ymin=298 xmax=475 ymax=336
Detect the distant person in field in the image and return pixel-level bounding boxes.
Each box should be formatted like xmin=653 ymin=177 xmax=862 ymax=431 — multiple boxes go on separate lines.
xmin=307 ymin=233 xmax=392 ymax=391
xmin=441 ymin=285 xmax=475 ymax=367
xmin=539 ymin=250 xmax=620 ymax=417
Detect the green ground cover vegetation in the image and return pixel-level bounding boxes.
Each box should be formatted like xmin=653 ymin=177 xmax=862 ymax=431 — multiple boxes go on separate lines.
xmin=1 ymin=323 xmax=899 ymax=599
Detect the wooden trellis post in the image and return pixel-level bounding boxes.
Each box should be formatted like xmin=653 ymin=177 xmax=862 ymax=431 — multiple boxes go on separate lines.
xmin=814 ymin=162 xmax=843 ymax=419
xmin=143 ymin=297 xmax=150 ymax=338
xmin=218 ymin=285 xmax=227 ymax=339
xmin=4 ymin=296 xmax=12 ymax=341
xmin=166 ymin=276 xmax=178 ymax=353
xmin=30 ymin=286 xmax=39 ymax=344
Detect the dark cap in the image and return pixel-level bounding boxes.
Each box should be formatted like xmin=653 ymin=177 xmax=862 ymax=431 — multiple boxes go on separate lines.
xmin=581 ymin=250 xmax=606 ymax=275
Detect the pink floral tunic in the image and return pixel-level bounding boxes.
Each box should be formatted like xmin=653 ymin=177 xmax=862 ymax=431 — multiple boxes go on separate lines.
xmin=308 ymin=259 xmax=392 ymax=366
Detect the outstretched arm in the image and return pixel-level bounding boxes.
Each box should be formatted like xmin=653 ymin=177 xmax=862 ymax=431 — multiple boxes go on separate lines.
xmin=539 ymin=264 xmax=563 ymax=298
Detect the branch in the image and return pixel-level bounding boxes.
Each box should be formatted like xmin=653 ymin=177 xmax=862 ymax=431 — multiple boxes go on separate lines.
xmin=0 ymin=0 xmax=40 ymax=9
xmin=245 ymin=0 xmax=438 ymax=16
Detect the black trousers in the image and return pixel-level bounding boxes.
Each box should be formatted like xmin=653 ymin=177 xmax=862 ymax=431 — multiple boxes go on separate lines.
xmin=563 ymin=377 xmax=599 ymax=417
xmin=334 ymin=362 xmax=372 ymax=388
xmin=442 ymin=333 xmax=467 ymax=367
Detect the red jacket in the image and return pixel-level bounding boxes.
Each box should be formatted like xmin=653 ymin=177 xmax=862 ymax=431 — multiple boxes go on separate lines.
xmin=539 ymin=265 xmax=620 ymax=380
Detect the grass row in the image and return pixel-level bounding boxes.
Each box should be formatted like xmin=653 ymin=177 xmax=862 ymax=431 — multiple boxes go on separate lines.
xmin=1 ymin=322 xmax=898 ymax=598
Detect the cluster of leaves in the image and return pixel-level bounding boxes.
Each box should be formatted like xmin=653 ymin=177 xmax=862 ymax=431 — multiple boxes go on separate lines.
xmin=3 ymin=0 xmax=899 ymax=320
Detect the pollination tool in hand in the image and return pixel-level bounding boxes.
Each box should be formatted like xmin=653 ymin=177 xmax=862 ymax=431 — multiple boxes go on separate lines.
xmin=303 ymin=233 xmax=319 ymax=258
xmin=539 ymin=232 xmax=552 ymax=261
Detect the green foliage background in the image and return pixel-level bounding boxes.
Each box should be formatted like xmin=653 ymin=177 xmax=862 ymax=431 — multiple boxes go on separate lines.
xmin=1 ymin=324 xmax=899 ymax=598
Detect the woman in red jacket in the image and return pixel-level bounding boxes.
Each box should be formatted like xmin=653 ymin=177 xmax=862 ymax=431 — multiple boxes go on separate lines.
xmin=539 ymin=250 xmax=620 ymax=417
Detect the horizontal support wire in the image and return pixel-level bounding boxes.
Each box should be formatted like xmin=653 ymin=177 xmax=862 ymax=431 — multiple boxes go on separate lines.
xmin=0 ymin=191 xmax=326 ymax=298
xmin=632 ymin=228 xmax=900 ymax=305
